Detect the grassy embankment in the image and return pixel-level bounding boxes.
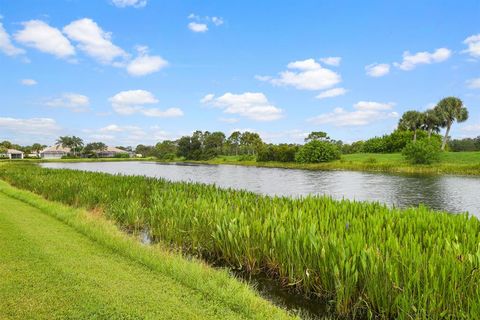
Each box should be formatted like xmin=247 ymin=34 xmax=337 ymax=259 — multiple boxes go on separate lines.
xmin=1 ymin=162 xmax=479 ymax=319
xmin=0 ymin=178 xmax=293 ymax=319
xmin=194 ymin=152 xmax=480 ymax=175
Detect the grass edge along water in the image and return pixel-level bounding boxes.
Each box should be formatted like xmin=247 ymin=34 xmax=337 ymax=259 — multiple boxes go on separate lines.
xmin=1 ymin=162 xmax=479 ymax=319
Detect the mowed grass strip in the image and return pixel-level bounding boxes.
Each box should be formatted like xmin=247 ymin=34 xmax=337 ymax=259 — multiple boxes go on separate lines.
xmin=0 ymin=182 xmax=294 ymax=320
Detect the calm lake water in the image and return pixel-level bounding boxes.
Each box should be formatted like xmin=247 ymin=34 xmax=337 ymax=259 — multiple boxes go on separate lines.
xmin=41 ymin=161 xmax=480 ymax=217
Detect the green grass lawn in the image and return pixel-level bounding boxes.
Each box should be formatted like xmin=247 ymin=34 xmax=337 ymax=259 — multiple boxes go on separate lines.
xmin=0 ymin=181 xmax=294 ymax=320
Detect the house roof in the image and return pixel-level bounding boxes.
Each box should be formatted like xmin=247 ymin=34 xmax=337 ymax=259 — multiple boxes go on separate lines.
xmin=41 ymin=145 xmax=71 ymax=153
xmin=7 ymin=149 xmax=24 ymax=154
xmin=98 ymin=146 xmax=129 ymax=153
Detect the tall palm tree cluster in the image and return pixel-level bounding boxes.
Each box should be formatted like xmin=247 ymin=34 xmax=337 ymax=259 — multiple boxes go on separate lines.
xmin=56 ymin=136 xmax=84 ymax=156
xmin=398 ymin=96 xmax=468 ymax=150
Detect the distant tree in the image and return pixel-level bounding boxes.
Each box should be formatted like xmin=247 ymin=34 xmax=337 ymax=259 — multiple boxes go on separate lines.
xmin=398 ymin=111 xmax=424 ymax=142
xmin=31 ymin=143 xmax=46 ymax=154
xmin=240 ymin=132 xmax=263 ymax=155
xmin=135 ymin=144 xmax=155 ymax=157
xmin=0 ymin=141 xmax=12 ymax=149
xmin=226 ymin=131 xmax=242 ymax=155
xmin=0 ymin=145 xmax=7 ymax=153
xmin=305 ymin=131 xmax=329 ymax=142
xmin=434 ymin=97 xmax=469 ymax=151
xmin=422 ymin=109 xmax=442 ymax=139
xmin=56 ymin=136 xmax=83 ymax=156
xmin=204 ymin=131 xmax=225 ymax=157
xmin=84 ymin=142 xmax=107 ymax=156
xmin=296 ymin=140 xmax=341 ymax=163
xmin=154 ymin=140 xmax=177 ymax=160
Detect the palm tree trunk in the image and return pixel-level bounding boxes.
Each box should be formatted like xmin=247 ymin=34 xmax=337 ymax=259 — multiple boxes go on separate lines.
xmin=428 ymin=128 xmax=432 ymax=139
xmin=413 ymin=129 xmax=417 ymax=142
xmin=442 ymin=124 xmax=451 ymax=151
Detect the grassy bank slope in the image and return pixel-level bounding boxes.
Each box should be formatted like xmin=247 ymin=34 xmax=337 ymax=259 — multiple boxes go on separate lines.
xmin=1 ymin=163 xmax=479 ymax=319
xmin=194 ymin=152 xmax=480 ymax=175
xmin=0 ymin=181 xmax=293 ymax=320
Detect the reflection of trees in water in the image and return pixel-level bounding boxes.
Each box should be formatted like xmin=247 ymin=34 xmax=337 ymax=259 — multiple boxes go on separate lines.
xmin=385 ymin=174 xmax=455 ymax=213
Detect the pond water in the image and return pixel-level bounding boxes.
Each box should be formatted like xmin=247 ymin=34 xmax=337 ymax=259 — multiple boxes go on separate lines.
xmin=41 ymin=161 xmax=480 ymax=217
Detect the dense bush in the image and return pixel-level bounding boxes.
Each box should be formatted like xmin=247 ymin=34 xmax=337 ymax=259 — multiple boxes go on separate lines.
xmin=363 ymin=130 xmax=440 ymax=154
xmin=257 ymin=144 xmax=298 ymax=162
xmin=295 ymin=140 xmax=340 ymax=163
xmin=402 ymin=140 xmax=441 ymax=164
xmin=363 ymin=137 xmax=388 ymax=153
xmin=449 ymin=137 xmax=480 ymax=152
xmin=114 ymin=153 xmax=130 ymax=158
xmin=341 ymin=141 xmax=365 ymax=154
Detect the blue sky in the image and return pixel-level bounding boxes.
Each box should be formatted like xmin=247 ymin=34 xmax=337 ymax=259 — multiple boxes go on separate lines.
xmin=1 ymin=0 xmax=479 ymax=146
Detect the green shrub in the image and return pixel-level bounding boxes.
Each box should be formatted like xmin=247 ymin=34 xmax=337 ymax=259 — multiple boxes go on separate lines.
xmin=402 ymin=140 xmax=441 ymax=164
xmin=295 ymin=140 xmax=340 ymax=163
xmin=257 ymin=144 xmax=298 ymax=162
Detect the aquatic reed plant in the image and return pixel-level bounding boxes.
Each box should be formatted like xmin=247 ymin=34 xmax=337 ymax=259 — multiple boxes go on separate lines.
xmin=1 ymin=162 xmax=479 ymax=319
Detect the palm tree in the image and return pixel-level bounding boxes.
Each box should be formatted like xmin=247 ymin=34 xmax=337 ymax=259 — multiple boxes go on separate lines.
xmin=398 ymin=111 xmax=424 ymax=142
xmin=422 ymin=109 xmax=442 ymax=139
xmin=71 ymin=136 xmax=84 ymax=156
xmin=434 ymin=97 xmax=469 ymax=150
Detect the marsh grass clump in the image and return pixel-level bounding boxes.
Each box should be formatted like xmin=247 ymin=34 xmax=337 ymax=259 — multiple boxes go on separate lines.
xmin=1 ymin=162 xmax=479 ymax=319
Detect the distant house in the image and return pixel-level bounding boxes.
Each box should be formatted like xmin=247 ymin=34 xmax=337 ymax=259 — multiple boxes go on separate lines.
xmin=40 ymin=145 xmax=71 ymax=159
xmin=96 ymin=146 xmax=134 ymax=158
xmin=0 ymin=149 xmax=24 ymax=159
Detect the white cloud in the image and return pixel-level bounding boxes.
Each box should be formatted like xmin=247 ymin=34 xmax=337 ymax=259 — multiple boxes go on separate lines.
xmin=44 ymin=93 xmax=90 ymax=112
xmin=254 ymin=75 xmax=272 ymax=82
xmin=126 ymin=46 xmax=168 ymax=76
xmin=463 ymin=34 xmax=480 ymax=58
xmin=85 ymin=124 xmax=177 ymax=145
xmin=365 ymin=63 xmax=390 ymax=77
xmin=212 ymin=17 xmax=224 ymax=26
xmin=320 ymin=56 xmax=341 ymax=66
xmin=187 ymin=14 xmax=224 ymax=32
xmin=394 ymin=48 xmax=451 ymax=71
xmin=21 ymin=79 xmax=37 ymax=86
xmin=63 ymin=18 xmax=127 ymax=64
xmin=0 ymin=117 xmax=60 ymax=136
xmin=14 ymin=20 xmax=75 ymax=58
xmin=269 ymin=58 xmax=341 ymax=90
xmin=188 ymin=22 xmax=208 ymax=33
xmin=202 ymin=92 xmax=283 ymax=121
xmin=109 ymin=90 xmax=184 ymax=118
xmin=200 ymin=93 xmax=215 ymax=104
xmin=0 ymin=22 xmax=25 ymax=56
xmin=315 ymin=87 xmax=347 ymax=99
xmin=308 ymin=101 xmax=398 ymax=126
xmin=111 ymin=0 xmax=147 ymax=8
xmin=466 ymin=78 xmax=480 ymax=89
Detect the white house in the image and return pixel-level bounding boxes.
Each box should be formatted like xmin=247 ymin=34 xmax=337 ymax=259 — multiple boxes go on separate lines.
xmin=40 ymin=145 xmax=71 ymax=159
xmin=0 ymin=149 xmax=24 ymax=159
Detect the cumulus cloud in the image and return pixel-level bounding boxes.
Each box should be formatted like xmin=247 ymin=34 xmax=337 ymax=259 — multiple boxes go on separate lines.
xmin=187 ymin=14 xmax=224 ymax=33
xmin=466 ymin=78 xmax=480 ymax=89
xmin=0 ymin=117 xmax=60 ymax=136
xmin=202 ymin=92 xmax=283 ymax=121
xmin=109 ymin=90 xmax=184 ymax=118
xmin=44 ymin=93 xmax=90 ymax=112
xmin=14 ymin=20 xmax=75 ymax=58
xmin=0 ymin=22 xmax=25 ymax=56
xmin=315 ymin=87 xmax=347 ymax=99
xmin=308 ymin=101 xmax=398 ymax=126
xmin=63 ymin=18 xmax=127 ymax=64
xmin=188 ymin=22 xmax=208 ymax=33
xmin=111 ymin=0 xmax=147 ymax=8
xmin=365 ymin=63 xmax=390 ymax=77
xmin=394 ymin=48 xmax=451 ymax=71
xmin=463 ymin=34 xmax=480 ymax=58
xmin=126 ymin=46 xmax=168 ymax=76
xmin=320 ymin=56 xmax=341 ymax=66
xmin=21 ymin=79 xmax=37 ymax=86
xmin=462 ymin=124 xmax=480 ymax=133
xmin=268 ymin=58 xmax=341 ymax=90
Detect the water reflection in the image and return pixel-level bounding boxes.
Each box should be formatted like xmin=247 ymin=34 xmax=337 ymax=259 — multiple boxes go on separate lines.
xmin=40 ymin=161 xmax=480 ymax=217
